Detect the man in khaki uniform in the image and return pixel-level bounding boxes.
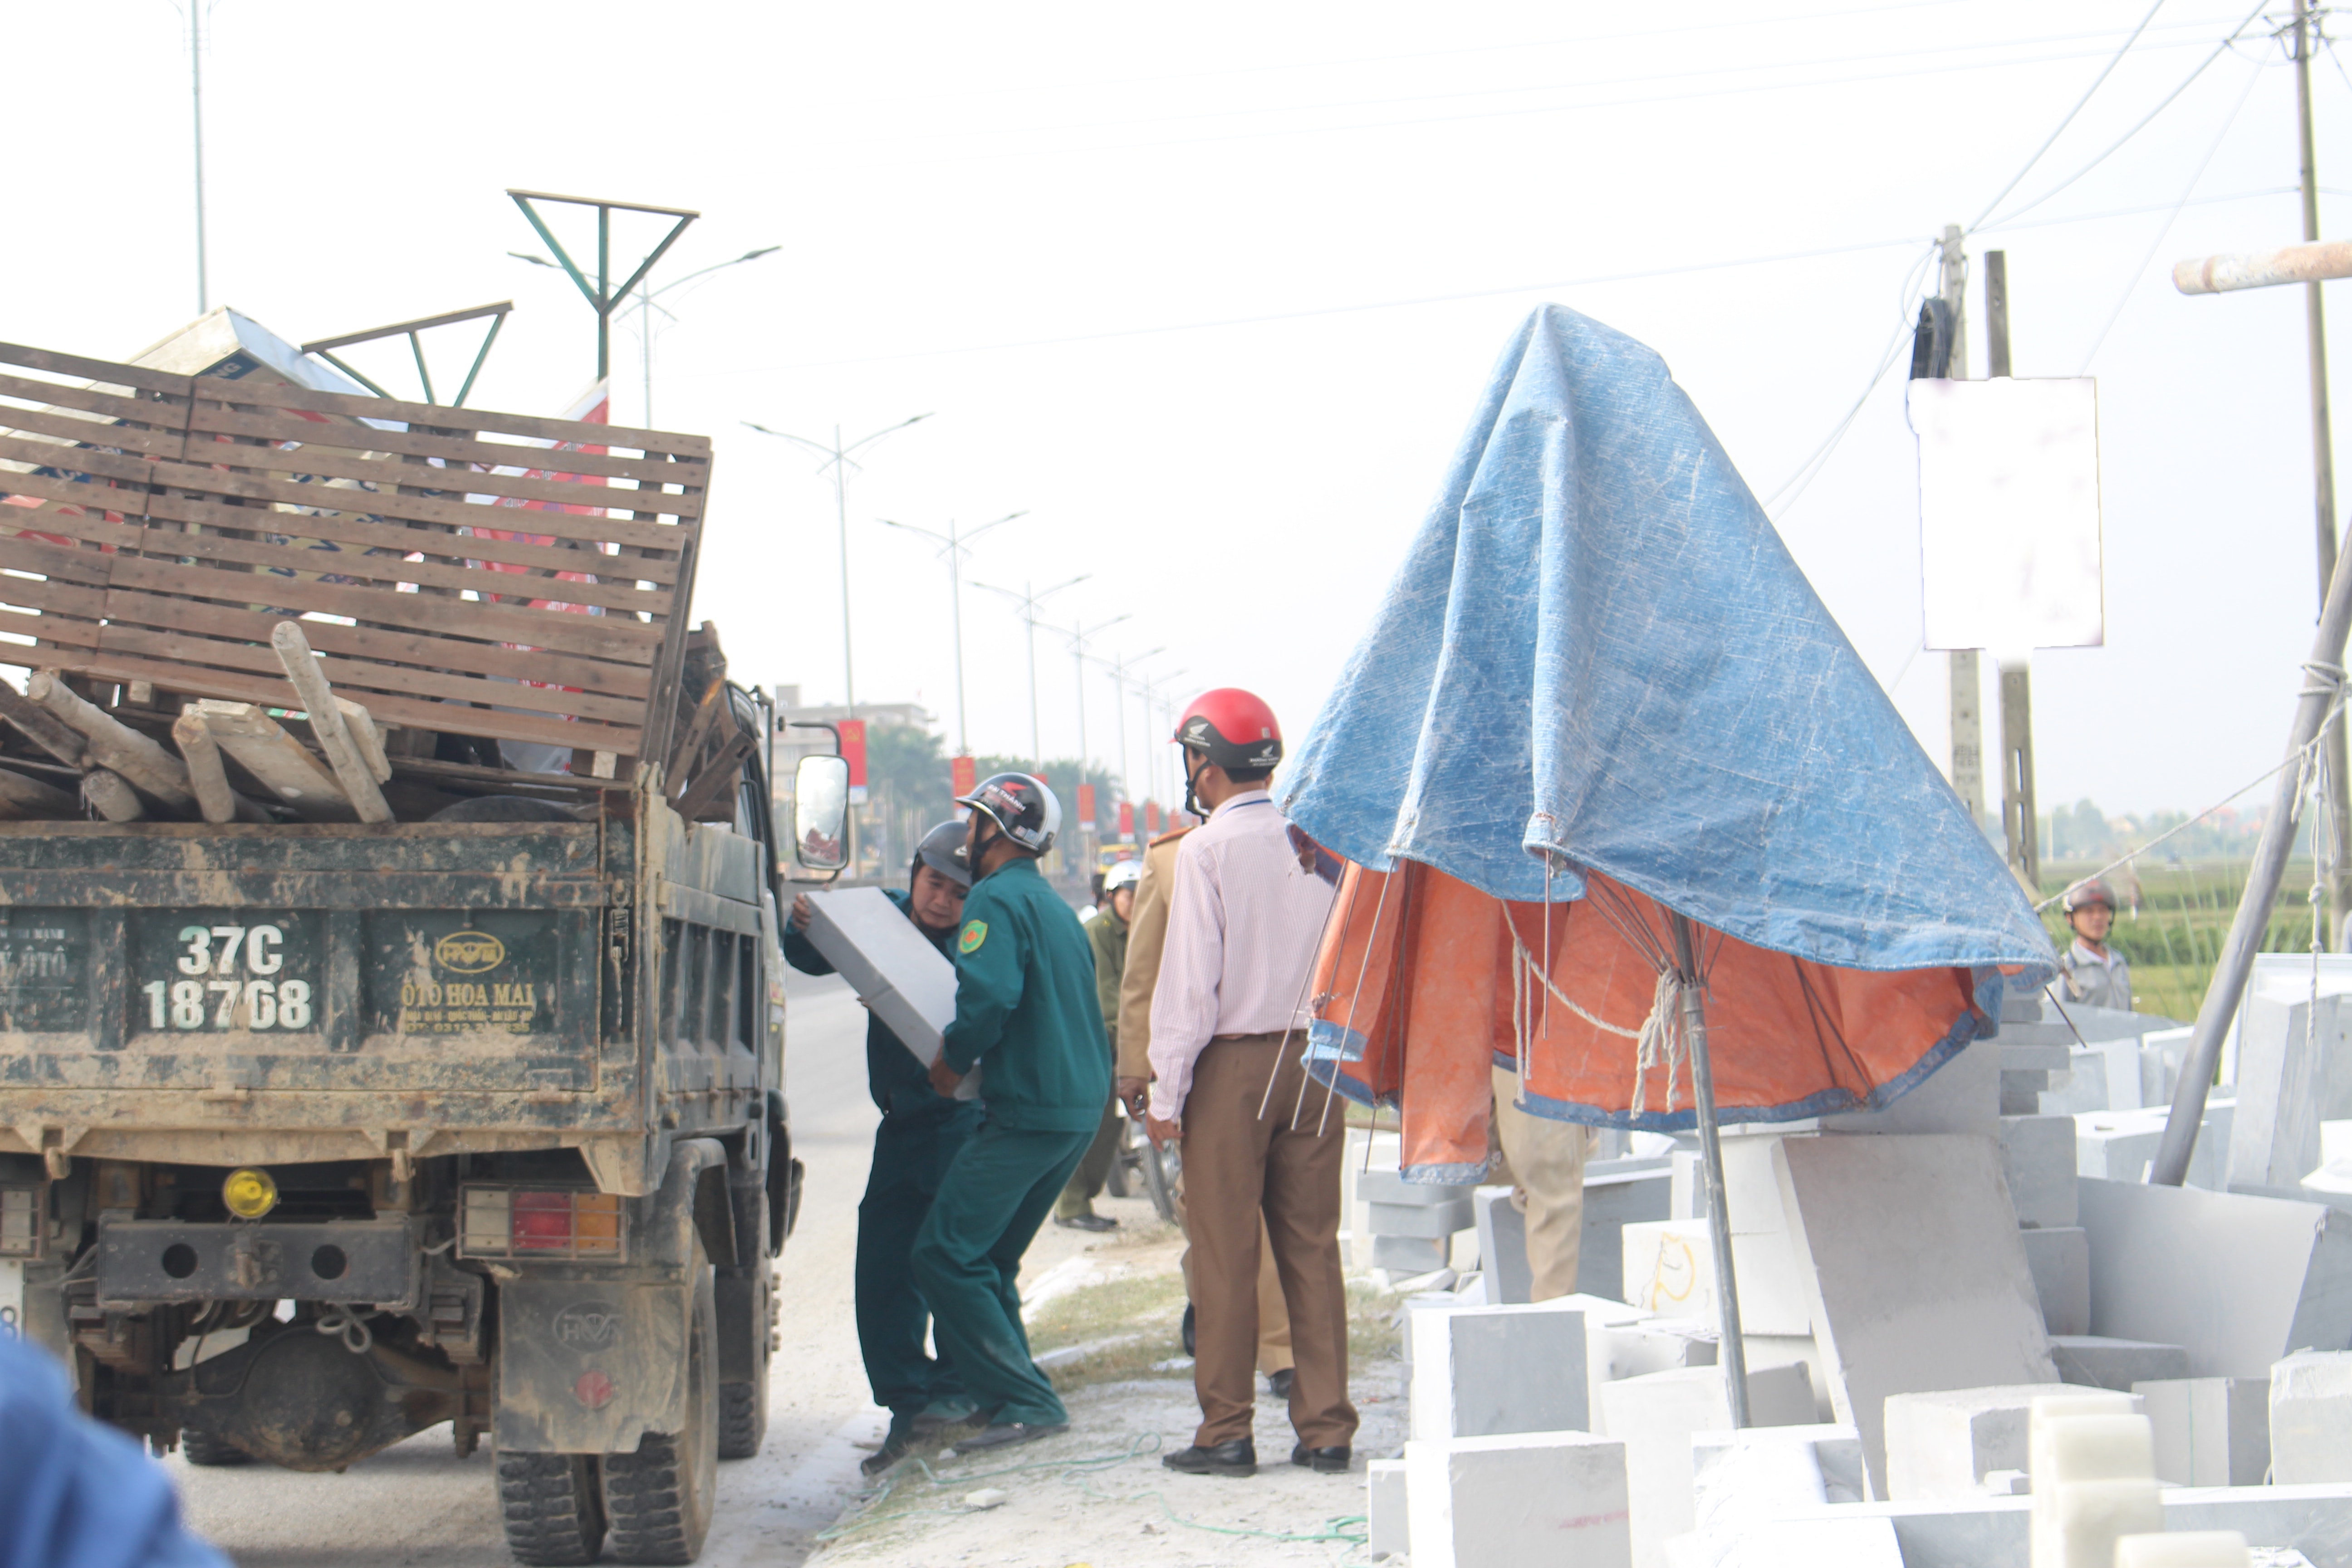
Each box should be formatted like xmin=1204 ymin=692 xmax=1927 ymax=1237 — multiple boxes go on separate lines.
xmin=1115 ymin=824 xmax=1294 ymax=1388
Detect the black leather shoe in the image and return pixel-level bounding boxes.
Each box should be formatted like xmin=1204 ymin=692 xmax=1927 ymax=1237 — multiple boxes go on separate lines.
xmin=1162 ymin=1438 xmax=1257 ymax=1477
xmin=1266 ymin=1367 xmax=1295 ymax=1399
xmin=1291 ymin=1443 xmax=1352 ymax=1474
xmin=1054 ymin=1213 xmax=1117 ymax=1232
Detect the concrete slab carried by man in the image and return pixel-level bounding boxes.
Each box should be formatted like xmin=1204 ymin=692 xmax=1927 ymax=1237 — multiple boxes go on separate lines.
xmin=1145 ymin=689 xmax=1353 ymax=1479
xmin=911 ymin=772 xmax=1113 ymax=1453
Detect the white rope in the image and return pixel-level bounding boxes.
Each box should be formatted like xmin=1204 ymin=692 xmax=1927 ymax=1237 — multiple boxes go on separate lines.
xmin=1506 ymin=921 xmax=1685 ymax=1115
xmin=1631 ymin=971 xmax=1686 ymax=1119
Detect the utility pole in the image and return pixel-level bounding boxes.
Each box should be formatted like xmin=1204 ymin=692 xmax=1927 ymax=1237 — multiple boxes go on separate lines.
xmin=1981 ymin=250 xmax=2041 ymax=892
xmin=744 ymin=414 xmax=931 ymax=720
xmin=975 ymin=576 xmax=1091 ymax=764
xmin=2294 ymin=0 xmax=2352 ymax=947
xmin=1064 ymin=613 xmax=1129 ymax=831
xmin=878 ymin=512 xmax=1027 ymax=755
xmin=189 ymin=1 xmax=209 ymax=314
xmin=1937 ymin=224 xmax=1985 ymax=832
xmin=1094 ymin=647 xmax=1164 ymax=817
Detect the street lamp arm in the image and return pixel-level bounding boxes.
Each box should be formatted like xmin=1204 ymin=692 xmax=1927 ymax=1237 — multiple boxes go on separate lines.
xmin=961 ymin=510 xmax=1029 ymax=547
xmin=840 ymin=412 xmax=934 ymax=459
xmin=1033 ymin=573 xmax=1091 ymax=607
xmin=877 ymin=517 xmax=956 ymax=550
xmin=646 ymin=245 xmax=783 ymax=303
xmin=742 ymin=421 xmax=839 ymax=460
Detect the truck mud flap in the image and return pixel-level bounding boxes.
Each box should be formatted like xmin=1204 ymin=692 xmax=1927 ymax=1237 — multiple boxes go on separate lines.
xmin=495 ymin=1277 xmax=692 ymax=1456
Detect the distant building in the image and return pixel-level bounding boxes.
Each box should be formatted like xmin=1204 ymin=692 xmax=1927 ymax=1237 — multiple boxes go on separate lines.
xmin=769 ymin=692 xmax=933 ymax=884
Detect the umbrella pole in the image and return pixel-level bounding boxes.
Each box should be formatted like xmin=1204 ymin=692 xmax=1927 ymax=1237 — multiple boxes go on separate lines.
xmin=1673 ymin=922 xmax=1750 ymax=1430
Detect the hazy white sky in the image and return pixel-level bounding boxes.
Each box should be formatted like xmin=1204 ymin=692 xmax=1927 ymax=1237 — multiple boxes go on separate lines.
xmin=9 ymin=0 xmax=2351 ymax=817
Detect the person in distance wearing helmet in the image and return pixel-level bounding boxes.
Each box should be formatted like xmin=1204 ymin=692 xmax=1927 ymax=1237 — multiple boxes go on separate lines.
xmin=784 ymin=820 xmax=981 ymax=1477
xmin=1147 ymin=689 xmax=1353 ymax=1480
xmin=1054 ymin=858 xmax=1142 ymax=1232
xmin=912 ymin=773 xmax=1113 ymax=1452
xmin=2057 ymin=877 xmax=2132 ymax=1012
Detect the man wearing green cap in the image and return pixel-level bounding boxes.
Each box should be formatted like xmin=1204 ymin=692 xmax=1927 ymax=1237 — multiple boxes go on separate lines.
xmin=912 ymin=772 xmax=1112 ymax=1453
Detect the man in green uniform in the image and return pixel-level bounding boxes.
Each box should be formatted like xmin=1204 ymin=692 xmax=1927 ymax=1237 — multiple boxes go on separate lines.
xmin=784 ymin=820 xmax=980 ymax=1477
xmin=912 ymin=773 xmax=1112 ymax=1452
xmin=1054 ymin=858 xmax=1142 ymax=1231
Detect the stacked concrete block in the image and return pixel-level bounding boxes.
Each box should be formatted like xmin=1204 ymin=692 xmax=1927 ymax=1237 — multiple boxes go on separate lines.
xmin=1821 ymin=1041 xmax=2000 ymax=1136
xmin=2052 ymin=1336 xmax=2192 ymax=1392
xmin=1342 ymin=1129 xmax=1401 ymax=1269
xmin=1624 ymin=1219 xmax=1715 ymax=1318
xmin=2165 ymin=1486 xmax=2352 ymax=1564
xmin=2270 ymin=1351 xmax=2352 ymax=1485
xmin=1410 ymin=1300 xmax=1590 ymax=1440
xmin=2042 ymin=1039 xmax=2150 ymax=1116
xmin=1773 ymin=1133 xmax=2058 ymax=1498
xmin=2004 ymin=1114 xmax=2080 ymax=1226
xmin=2022 ymin=1226 xmax=2092 ymax=1335
xmin=1361 ymin=1168 xmax=1477 ymax=1275
xmin=2135 ymin=1377 xmax=2270 ymax=1487
xmin=2005 ymin=1043 xmax=2071 ymax=1116
xmin=1405 ymin=1430 xmax=1631 ymax=1568
xmin=2141 ymin=1026 xmax=2194 ymax=1108
xmin=2078 ymin=1102 xmax=2236 ymax=1191
xmin=1662 ymin=1514 xmax=1904 ymax=1568
xmin=1579 ymin=1164 xmax=1674 ymax=1303
xmin=1883 ymin=1385 xmax=2141 ymax=1501
xmin=2076 ymin=1179 xmax=2352 ymax=1379
xmin=2115 ymin=1533 xmax=2254 ymax=1568
xmin=1367 ymin=1458 xmax=1408 ymax=1560
xmin=2029 ymin=1397 xmax=2164 ymax=1568
xmin=1689 ymin=1423 xmax=1867 ymax=1526
xmin=1587 ymin=1314 xmax=1717 ymax=1436
xmin=1598 ymin=1362 xmax=1816 ymax=1568
xmin=2234 ymin=985 xmax=2343 ymax=1192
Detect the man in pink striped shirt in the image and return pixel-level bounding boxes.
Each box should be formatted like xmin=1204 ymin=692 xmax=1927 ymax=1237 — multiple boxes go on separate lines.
xmin=1145 ymin=688 xmax=1352 ymax=1479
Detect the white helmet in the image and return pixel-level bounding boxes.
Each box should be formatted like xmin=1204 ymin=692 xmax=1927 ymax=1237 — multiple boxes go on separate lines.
xmin=1102 ymin=859 xmax=1143 ymax=894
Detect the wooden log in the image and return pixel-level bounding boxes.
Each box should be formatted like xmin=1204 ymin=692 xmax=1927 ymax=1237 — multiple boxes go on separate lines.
xmin=335 ymin=699 xmax=393 ymax=784
xmin=0 ymin=679 xmax=86 ymax=765
xmin=270 ymin=622 xmax=392 ymax=824
xmin=0 ymin=766 xmax=81 ymax=819
xmin=25 ymin=671 xmax=196 ymax=812
xmin=81 ymin=769 xmax=145 ymax=821
xmin=171 ymin=708 xmax=273 ymax=825
xmin=190 ymin=700 xmax=353 ymax=822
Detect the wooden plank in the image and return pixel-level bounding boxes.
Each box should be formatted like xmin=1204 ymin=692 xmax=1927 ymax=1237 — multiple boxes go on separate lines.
xmin=271 ymin=622 xmax=392 ymax=823
xmin=0 ymin=534 xmax=116 ymax=584
xmin=336 ymin=698 xmax=392 ymax=783
xmin=386 ymin=755 xmax=629 ymax=793
xmin=0 ymin=433 xmax=158 ymax=489
xmin=168 ymin=708 xmax=272 ymax=824
xmin=81 ymin=651 xmax=643 ymax=755
xmin=0 ymin=765 xmax=78 ymax=819
xmin=27 ymin=671 xmax=197 ymax=810
xmin=191 ymin=700 xmax=352 ymax=820
xmin=0 ymin=574 xmax=107 ymax=619
xmin=0 ymin=480 xmax=154 ymax=543
xmin=0 ymin=343 xmax=196 ymax=398
xmin=176 ymin=416 xmax=715 ymax=487
xmin=0 ymin=606 xmax=103 ymax=649
xmin=0 ymin=372 xmax=191 ymax=435
xmin=0 ymin=403 xmax=185 ymax=458
xmin=96 ymin=595 xmax=662 ymax=704
xmin=182 ymin=408 xmax=704 ymax=517
xmin=135 ymin=486 xmax=681 ymax=583
xmin=0 ymin=679 xmax=86 ymax=764
xmin=97 ymin=553 xmax=664 ymax=661
xmin=186 ymin=375 xmax=712 ymax=457
xmin=145 ymin=454 xmax=692 ymax=553
xmin=674 ymin=730 xmax=756 ymax=823
xmin=121 ymin=516 xmax=676 ymax=617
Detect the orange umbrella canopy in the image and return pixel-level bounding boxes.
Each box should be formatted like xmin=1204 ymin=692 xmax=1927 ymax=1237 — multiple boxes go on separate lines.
xmin=1303 ymin=861 xmax=1990 ymax=1182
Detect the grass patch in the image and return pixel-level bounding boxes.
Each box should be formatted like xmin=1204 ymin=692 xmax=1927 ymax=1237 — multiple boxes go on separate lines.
xmin=1028 ymin=1269 xmax=1191 ymax=1394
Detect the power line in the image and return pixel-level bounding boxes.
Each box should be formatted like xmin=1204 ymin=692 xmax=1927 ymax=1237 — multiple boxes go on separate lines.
xmin=1970 ymin=0 xmax=2175 ymax=229
xmin=2077 ymin=52 xmax=2271 ymax=372
xmin=1986 ymin=0 xmax=2272 ymax=227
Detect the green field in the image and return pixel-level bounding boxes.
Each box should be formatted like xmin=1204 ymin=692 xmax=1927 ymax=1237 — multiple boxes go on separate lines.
xmin=2036 ymin=858 xmax=2323 ymax=1023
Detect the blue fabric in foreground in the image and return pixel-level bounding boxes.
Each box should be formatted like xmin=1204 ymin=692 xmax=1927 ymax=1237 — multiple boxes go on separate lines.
xmin=1278 ymin=304 xmax=2055 ymax=988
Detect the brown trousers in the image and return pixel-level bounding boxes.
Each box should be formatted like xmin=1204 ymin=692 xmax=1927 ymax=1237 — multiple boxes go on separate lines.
xmin=1180 ymin=1032 xmax=1357 ymax=1450
xmin=1175 ymin=1198 xmax=1294 ymax=1377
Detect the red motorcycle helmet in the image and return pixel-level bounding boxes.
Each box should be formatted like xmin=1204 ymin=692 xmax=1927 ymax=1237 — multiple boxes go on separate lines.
xmin=1171 ymin=688 xmax=1284 ymax=773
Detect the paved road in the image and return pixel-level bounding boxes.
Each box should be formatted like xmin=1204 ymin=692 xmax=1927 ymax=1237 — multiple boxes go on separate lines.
xmin=172 ymin=968 xmax=886 ymax=1567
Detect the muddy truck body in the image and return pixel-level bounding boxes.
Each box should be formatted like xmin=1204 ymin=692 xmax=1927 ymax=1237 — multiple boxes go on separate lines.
xmin=0 ymin=333 xmax=805 ymax=1565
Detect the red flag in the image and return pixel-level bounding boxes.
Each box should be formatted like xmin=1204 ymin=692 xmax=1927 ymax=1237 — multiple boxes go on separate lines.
xmin=1077 ymin=783 xmax=1096 ymax=825
xmin=839 ymin=719 xmax=867 ymax=804
xmin=1117 ymin=800 xmax=1133 ymax=836
xmin=951 ymin=755 xmax=977 ymax=798
xmin=1144 ymin=801 xmax=1161 ymax=833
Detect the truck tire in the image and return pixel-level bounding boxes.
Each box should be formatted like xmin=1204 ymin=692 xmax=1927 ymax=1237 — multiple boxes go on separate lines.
xmin=715 ymin=1263 xmax=769 ymax=1460
xmin=602 ymin=1257 xmax=719 ymax=1564
xmin=180 ymin=1430 xmax=254 ymax=1467
xmin=497 ymin=1452 xmax=607 ymax=1567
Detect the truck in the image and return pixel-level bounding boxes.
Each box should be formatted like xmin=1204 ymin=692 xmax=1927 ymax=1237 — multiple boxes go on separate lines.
xmin=0 ymin=327 xmax=843 ymax=1565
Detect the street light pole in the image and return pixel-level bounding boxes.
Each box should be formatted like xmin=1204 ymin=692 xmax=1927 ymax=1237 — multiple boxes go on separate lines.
xmin=1064 ymin=613 xmax=1130 ymax=821
xmin=878 ymin=513 xmax=1028 ymax=754
xmin=744 ymin=414 xmax=932 ymax=719
xmin=975 ymin=576 xmax=1090 ymax=765
xmin=1092 ymin=647 xmax=1163 ymax=820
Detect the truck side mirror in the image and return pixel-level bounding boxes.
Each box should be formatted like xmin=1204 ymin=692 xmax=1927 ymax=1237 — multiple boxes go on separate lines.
xmin=793 ymin=755 xmax=851 ymax=872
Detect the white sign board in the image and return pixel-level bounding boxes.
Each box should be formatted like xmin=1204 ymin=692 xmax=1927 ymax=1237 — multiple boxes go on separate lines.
xmin=1909 ymin=377 xmax=2104 ymax=654
xmin=0 ymin=1259 xmax=22 ymax=1338
xmin=802 ymin=887 xmax=977 ymax=1099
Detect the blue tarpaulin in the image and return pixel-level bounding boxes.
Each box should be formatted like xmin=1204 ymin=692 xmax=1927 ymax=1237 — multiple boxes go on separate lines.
xmin=1278 ymin=304 xmax=2055 ymax=989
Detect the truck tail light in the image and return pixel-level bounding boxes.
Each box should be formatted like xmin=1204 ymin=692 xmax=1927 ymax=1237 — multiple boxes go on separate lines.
xmin=458 ymin=1187 xmax=624 ymax=1262
xmin=0 ymin=1186 xmax=40 ymax=1258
